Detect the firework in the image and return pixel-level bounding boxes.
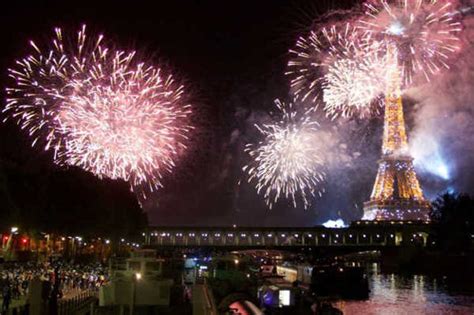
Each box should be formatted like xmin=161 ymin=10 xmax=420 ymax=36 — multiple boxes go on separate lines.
xmin=59 ymin=65 xmax=191 ymax=192
xmin=323 ymin=52 xmax=386 ymax=119
xmin=359 ymin=0 xmax=462 ymax=86
xmin=5 ymin=25 xmax=192 ymax=192
xmin=287 ymin=23 xmax=386 ymax=119
xmin=243 ymin=99 xmax=325 ymax=209
xmin=4 ymin=28 xmax=75 ymax=155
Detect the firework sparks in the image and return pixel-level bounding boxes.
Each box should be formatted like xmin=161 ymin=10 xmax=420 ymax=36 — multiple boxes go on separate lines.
xmin=4 ymin=25 xmax=192 ymax=193
xmin=287 ymin=23 xmax=386 ymax=119
xmin=323 ymin=52 xmax=386 ymax=119
xmin=59 ymin=64 xmax=191 ymax=192
xmin=359 ymin=0 xmax=462 ymax=86
xmin=243 ymin=99 xmax=325 ymax=209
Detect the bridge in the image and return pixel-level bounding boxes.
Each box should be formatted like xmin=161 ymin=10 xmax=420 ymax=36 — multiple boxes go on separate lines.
xmin=144 ymin=220 xmax=432 ymax=248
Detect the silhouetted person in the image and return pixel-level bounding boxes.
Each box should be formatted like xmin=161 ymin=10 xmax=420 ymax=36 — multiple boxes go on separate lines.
xmin=49 ymin=267 xmax=61 ymax=315
xmin=2 ymin=284 xmax=11 ymax=314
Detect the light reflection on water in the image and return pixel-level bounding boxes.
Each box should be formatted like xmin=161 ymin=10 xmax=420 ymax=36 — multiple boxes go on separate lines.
xmin=337 ymin=263 xmax=474 ymax=315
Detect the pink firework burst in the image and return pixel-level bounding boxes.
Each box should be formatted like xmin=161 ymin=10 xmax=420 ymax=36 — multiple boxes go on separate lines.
xmin=287 ymin=23 xmax=386 ymax=119
xmin=5 ymin=25 xmax=192 ymax=193
xmin=60 ymin=63 xmax=191 ymax=192
xmin=359 ymin=0 xmax=463 ymax=86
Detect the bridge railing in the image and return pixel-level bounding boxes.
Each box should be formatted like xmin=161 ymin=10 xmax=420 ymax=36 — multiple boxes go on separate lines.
xmin=58 ymin=289 xmax=98 ymax=315
xmin=145 ymin=223 xmax=431 ymax=247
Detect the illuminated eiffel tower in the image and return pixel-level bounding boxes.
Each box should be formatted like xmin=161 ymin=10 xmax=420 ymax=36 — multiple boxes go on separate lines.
xmin=363 ymin=44 xmax=430 ymax=221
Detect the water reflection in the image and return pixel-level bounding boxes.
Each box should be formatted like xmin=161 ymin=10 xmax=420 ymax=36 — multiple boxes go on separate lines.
xmin=337 ymin=263 xmax=474 ymax=315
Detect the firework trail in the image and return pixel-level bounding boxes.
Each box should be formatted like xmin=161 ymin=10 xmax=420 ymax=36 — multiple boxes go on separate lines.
xmin=4 ymin=25 xmax=192 ymax=193
xmin=359 ymin=0 xmax=463 ymax=86
xmin=243 ymin=99 xmax=325 ymax=209
xmin=287 ymin=23 xmax=386 ymax=119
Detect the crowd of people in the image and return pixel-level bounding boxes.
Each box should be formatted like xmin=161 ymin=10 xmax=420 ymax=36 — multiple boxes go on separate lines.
xmin=1 ymin=260 xmax=108 ymax=312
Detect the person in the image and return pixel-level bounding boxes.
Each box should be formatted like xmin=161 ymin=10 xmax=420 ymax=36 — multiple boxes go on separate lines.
xmin=311 ymin=301 xmax=343 ymax=315
xmin=2 ymin=283 xmax=12 ymax=314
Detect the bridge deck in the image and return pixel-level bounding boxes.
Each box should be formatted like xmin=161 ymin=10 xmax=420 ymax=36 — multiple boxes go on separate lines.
xmin=144 ymin=221 xmax=432 ymax=247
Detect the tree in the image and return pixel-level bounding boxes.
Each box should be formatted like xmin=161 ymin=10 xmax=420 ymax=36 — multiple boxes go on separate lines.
xmin=430 ymin=193 xmax=474 ymax=251
xmin=0 ymin=160 xmax=148 ymax=239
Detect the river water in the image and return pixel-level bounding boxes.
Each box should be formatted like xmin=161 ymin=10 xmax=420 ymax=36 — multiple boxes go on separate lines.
xmin=336 ymin=263 xmax=474 ymax=315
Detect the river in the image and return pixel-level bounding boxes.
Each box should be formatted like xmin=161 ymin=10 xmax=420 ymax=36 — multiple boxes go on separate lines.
xmin=337 ymin=263 xmax=474 ymax=315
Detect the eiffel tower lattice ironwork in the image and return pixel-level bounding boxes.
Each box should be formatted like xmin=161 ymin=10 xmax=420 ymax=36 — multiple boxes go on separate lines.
xmin=363 ymin=44 xmax=430 ymax=221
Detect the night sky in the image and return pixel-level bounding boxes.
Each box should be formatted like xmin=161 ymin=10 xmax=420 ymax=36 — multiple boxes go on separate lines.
xmin=1 ymin=0 xmax=472 ymax=227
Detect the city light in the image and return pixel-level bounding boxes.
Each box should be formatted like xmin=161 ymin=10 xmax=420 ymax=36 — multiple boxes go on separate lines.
xmin=0 ymin=3 xmax=471 ymax=315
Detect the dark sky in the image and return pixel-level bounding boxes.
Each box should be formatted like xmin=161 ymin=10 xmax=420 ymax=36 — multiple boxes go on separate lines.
xmin=1 ymin=0 xmax=471 ymax=227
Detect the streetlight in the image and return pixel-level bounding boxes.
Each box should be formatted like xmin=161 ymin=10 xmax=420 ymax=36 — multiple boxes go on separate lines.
xmin=130 ymin=272 xmax=142 ymax=315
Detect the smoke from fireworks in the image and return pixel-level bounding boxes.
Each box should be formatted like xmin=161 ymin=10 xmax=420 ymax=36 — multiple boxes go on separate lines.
xmin=4 ymin=25 xmax=192 ymax=193
xmin=287 ymin=23 xmax=386 ymax=119
xmin=242 ymin=99 xmax=325 ymax=209
xmin=359 ymin=0 xmax=462 ymax=86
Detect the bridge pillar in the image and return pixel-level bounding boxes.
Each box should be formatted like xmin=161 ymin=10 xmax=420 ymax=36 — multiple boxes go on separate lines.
xmin=145 ymin=233 xmax=150 ymax=246
xmin=420 ymin=232 xmax=428 ymax=247
xmin=395 ymin=233 xmax=402 ymax=246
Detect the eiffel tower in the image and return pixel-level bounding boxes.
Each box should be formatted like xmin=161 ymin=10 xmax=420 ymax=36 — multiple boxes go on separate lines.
xmin=363 ymin=44 xmax=430 ymax=221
